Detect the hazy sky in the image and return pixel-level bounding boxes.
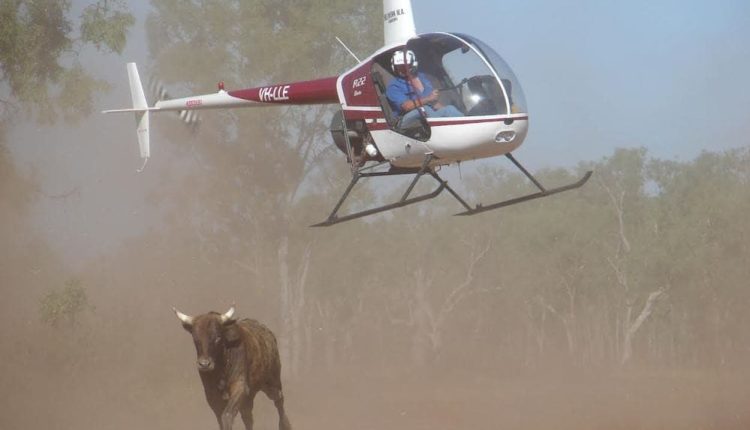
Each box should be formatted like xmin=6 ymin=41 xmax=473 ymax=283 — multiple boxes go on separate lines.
xmin=415 ymin=0 xmax=750 ymax=165
xmin=8 ymin=0 xmax=750 ymax=268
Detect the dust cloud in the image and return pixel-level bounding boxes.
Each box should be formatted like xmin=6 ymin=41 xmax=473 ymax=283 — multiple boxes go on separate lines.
xmin=2 ymin=138 xmax=749 ymax=430
xmin=1 ymin=291 xmax=748 ymax=430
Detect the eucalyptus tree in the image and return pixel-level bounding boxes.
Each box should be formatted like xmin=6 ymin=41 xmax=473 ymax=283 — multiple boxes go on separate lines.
xmin=145 ymin=0 xmax=381 ymax=374
xmin=0 ymin=0 xmax=133 ymax=124
xmin=0 ymin=0 xmax=133 ymax=319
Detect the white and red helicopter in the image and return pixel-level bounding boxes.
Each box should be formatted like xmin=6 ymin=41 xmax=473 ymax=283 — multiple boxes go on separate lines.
xmin=104 ymin=0 xmax=591 ymax=226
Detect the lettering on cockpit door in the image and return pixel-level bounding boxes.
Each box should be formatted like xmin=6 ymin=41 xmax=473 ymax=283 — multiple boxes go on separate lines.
xmin=352 ymin=76 xmax=367 ymax=97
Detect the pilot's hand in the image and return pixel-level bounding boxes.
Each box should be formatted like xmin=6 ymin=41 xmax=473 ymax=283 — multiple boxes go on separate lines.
xmin=428 ymin=90 xmax=440 ymax=104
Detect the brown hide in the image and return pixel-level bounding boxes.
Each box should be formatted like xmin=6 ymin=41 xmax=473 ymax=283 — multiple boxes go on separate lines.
xmin=175 ymin=308 xmax=290 ymax=430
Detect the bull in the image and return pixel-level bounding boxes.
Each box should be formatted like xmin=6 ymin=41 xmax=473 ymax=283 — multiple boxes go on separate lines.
xmin=173 ymin=305 xmax=292 ymax=430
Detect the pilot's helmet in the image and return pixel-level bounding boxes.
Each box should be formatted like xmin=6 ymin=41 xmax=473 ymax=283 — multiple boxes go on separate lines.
xmin=391 ymin=49 xmax=418 ymax=77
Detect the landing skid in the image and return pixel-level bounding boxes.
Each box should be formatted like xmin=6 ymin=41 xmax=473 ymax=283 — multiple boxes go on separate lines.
xmin=312 ymin=154 xmax=449 ymax=227
xmin=312 ymin=152 xmax=592 ymax=227
xmin=456 ymin=154 xmax=593 ymax=216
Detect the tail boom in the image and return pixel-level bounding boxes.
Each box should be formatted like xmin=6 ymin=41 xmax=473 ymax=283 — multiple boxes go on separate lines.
xmin=103 ymin=62 xmax=340 ymax=167
xmin=153 ymin=76 xmax=340 ymax=111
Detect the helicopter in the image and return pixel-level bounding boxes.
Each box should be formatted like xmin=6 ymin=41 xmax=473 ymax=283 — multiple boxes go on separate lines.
xmin=104 ymin=0 xmax=592 ymax=227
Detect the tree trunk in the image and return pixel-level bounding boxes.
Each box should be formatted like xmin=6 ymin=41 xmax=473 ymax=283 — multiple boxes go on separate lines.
xmin=277 ymin=236 xmax=312 ymax=376
xmin=621 ymin=289 xmax=664 ymax=365
xmin=278 ymin=236 xmax=293 ymax=374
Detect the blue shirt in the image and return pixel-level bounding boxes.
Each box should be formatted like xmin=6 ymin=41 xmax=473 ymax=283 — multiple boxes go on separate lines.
xmin=386 ymin=73 xmax=434 ymax=117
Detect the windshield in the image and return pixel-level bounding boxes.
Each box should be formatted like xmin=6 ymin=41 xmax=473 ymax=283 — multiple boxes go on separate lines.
xmin=404 ymin=33 xmax=526 ymax=117
xmin=452 ymin=33 xmax=528 ymax=114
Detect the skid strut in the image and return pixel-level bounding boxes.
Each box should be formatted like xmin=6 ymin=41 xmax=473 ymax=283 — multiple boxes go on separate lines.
xmin=313 ymin=152 xmax=592 ymax=227
xmin=455 ymin=154 xmax=593 ymax=216
xmin=312 ymin=152 xmax=592 ymax=227
xmin=315 ymin=112 xmax=592 ymax=226
xmin=312 ymin=153 xmax=448 ymax=227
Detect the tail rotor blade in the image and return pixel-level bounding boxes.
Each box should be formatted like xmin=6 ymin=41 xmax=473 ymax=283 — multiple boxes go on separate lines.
xmin=148 ymin=75 xmax=201 ymax=132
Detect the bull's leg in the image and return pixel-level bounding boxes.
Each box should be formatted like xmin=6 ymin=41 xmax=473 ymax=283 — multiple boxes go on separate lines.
xmin=204 ymin=390 xmax=227 ymax=429
xmin=239 ymin=391 xmax=258 ymax=430
xmin=221 ymin=381 xmax=248 ymax=430
xmin=211 ymin=404 xmax=225 ymax=429
xmin=263 ymin=386 xmax=292 ymax=430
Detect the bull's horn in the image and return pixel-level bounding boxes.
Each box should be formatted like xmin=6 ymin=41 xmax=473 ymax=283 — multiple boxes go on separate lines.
xmin=173 ymin=307 xmax=194 ymax=326
xmin=220 ymin=304 xmax=236 ymax=324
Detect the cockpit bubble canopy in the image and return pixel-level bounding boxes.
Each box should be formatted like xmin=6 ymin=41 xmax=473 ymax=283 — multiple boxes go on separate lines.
xmin=405 ymin=33 xmax=527 ymax=117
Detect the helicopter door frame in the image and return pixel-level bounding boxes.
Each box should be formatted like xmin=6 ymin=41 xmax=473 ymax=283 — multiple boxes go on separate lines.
xmin=370 ymin=51 xmax=432 ymax=142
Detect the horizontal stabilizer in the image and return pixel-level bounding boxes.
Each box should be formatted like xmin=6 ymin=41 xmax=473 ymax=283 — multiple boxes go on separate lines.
xmin=102 ymin=63 xmax=207 ymax=170
xmin=102 ymin=107 xmax=160 ymax=114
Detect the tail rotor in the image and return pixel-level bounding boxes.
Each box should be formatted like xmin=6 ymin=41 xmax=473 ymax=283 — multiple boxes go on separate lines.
xmin=147 ymin=75 xmax=201 ymax=133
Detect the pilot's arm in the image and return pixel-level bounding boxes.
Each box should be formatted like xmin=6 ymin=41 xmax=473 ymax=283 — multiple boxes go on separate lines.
xmin=387 ymin=75 xmax=440 ymax=114
xmin=399 ymin=90 xmax=440 ymax=112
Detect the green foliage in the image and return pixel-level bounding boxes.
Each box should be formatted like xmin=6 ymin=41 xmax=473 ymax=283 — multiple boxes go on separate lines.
xmin=57 ymin=62 xmax=111 ymax=122
xmin=80 ymin=0 xmax=134 ymax=54
xmin=39 ymin=278 xmax=93 ymax=328
xmin=0 ymin=0 xmax=133 ymax=123
xmin=0 ymin=0 xmax=72 ymax=103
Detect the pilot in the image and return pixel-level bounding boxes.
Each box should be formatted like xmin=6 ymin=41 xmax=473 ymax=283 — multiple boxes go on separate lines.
xmin=386 ymin=49 xmax=462 ymax=128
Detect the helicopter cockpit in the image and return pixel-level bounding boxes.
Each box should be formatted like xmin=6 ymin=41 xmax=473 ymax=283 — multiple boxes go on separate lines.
xmin=371 ymin=33 xmax=527 ymax=140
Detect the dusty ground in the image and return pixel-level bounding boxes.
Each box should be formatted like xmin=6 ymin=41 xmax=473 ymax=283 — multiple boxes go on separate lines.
xmin=1 ymin=336 xmax=748 ymax=430
xmin=283 ymin=368 xmax=750 ymax=430
xmin=1 ymin=304 xmax=747 ymax=430
xmin=146 ymin=366 xmax=749 ymax=430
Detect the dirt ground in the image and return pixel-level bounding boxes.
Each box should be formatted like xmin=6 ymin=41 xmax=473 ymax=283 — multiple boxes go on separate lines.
xmin=81 ymin=367 xmax=749 ymax=430
xmin=282 ymin=368 xmax=750 ymax=430
xmin=1 ymin=333 xmax=749 ymax=430
xmin=1 ymin=299 xmax=747 ymax=430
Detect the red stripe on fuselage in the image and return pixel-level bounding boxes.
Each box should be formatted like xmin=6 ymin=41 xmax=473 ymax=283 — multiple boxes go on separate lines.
xmin=343 ymin=109 xmax=385 ymax=120
xmin=229 ymin=76 xmax=339 ymax=105
xmin=366 ymin=116 xmax=528 ymax=131
xmin=428 ymin=116 xmax=528 ymax=126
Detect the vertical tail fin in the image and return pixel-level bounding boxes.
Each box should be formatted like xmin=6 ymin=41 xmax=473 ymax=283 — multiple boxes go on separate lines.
xmin=104 ymin=63 xmax=202 ymax=170
xmin=126 ymin=63 xmax=150 ymax=162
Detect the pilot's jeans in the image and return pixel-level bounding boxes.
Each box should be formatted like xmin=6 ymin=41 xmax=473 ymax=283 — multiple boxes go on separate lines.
xmin=401 ymin=104 xmax=463 ymax=128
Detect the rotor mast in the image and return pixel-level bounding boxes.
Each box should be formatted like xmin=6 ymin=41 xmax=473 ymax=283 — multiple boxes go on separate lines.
xmin=383 ymin=0 xmax=417 ymax=46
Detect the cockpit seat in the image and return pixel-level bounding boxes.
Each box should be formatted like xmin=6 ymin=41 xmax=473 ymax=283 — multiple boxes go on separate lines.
xmin=371 ymin=64 xmax=431 ymax=140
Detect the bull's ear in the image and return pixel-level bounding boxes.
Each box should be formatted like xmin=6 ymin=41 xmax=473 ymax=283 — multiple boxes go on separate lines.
xmin=223 ymin=322 xmax=241 ymax=344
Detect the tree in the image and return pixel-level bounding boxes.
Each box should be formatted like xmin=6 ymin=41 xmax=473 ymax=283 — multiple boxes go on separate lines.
xmin=647 ymin=149 xmax=750 ymax=367
xmin=0 ymin=0 xmax=134 ymax=124
xmin=145 ymin=0 xmax=381 ymax=375
xmin=39 ymin=278 xmax=93 ymax=328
